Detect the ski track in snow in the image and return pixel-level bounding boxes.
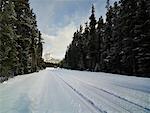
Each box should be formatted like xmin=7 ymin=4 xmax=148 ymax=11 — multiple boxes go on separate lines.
xmin=0 ymin=68 xmax=150 ymax=113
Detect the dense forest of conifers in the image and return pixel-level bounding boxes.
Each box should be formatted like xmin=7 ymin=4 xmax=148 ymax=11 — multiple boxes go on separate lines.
xmin=61 ymin=0 xmax=150 ymax=77
xmin=0 ymin=0 xmax=45 ymax=81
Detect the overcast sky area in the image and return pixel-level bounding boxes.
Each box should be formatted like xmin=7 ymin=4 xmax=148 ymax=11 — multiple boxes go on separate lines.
xmin=30 ymin=0 xmax=118 ymax=60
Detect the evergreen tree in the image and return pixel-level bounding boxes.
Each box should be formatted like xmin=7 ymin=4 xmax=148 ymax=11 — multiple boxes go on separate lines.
xmin=0 ymin=0 xmax=44 ymax=81
xmin=109 ymin=1 xmax=121 ymax=73
xmin=83 ymin=22 xmax=90 ymax=70
xmin=88 ymin=4 xmax=97 ymax=71
xmin=0 ymin=0 xmax=18 ymax=78
xmin=14 ymin=0 xmax=44 ymax=73
xmin=103 ymin=5 xmax=113 ymax=72
xmin=62 ymin=0 xmax=150 ymax=77
xmin=96 ymin=16 xmax=104 ymax=71
xmin=13 ymin=0 xmax=32 ymax=74
xmin=118 ymin=0 xmax=137 ymax=75
xmin=37 ymin=31 xmax=45 ymax=70
xmin=132 ymin=0 xmax=150 ymax=75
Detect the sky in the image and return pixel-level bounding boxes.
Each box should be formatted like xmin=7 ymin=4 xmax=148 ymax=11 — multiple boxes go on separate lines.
xmin=30 ymin=0 xmax=117 ymax=60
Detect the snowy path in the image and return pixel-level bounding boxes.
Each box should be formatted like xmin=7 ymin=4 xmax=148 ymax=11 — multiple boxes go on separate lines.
xmin=0 ymin=68 xmax=150 ymax=113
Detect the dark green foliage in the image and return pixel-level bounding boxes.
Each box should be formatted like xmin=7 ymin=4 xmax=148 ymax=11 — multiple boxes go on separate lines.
xmin=0 ymin=0 xmax=45 ymax=81
xmin=0 ymin=0 xmax=18 ymax=78
xmin=62 ymin=1 xmax=150 ymax=77
xmin=132 ymin=0 xmax=150 ymax=75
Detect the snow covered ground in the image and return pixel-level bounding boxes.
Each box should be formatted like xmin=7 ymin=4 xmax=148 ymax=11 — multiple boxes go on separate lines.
xmin=0 ymin=68 xmax=149 ymax=113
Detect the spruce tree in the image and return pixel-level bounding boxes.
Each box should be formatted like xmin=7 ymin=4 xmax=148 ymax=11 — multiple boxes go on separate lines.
xmin=133 ymin=0 xmax=150 ymax=75
xmin=13 ymin=0 xmax=31 ymax=74
xmin=118 ymin=0 xmax=137 ymax=75
xmin=14 ymin=0 xmax=44 ymax=73
xmin=96 ymin=16 xmax=104 ymax=71
xmin=0 ymin=0 xmax=44 ymax=80
xmin=62 ymin=1 xmax=150 ymax=77
xmin=88 ymin=4 xmax=97 ymax=71
xmin=104 ymin=5 xmax=113 ymax=72
xmin=109 ymin=1 xmax=121 ymax=73
xmin=83 ymin=22 xmax=90 ymax=69
xmin=0 ymin=0 xmax=18 ymax=78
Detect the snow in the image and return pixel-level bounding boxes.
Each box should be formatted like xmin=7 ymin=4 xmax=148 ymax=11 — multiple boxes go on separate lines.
xmin=0 ymin=68 xmax=150 ymax=113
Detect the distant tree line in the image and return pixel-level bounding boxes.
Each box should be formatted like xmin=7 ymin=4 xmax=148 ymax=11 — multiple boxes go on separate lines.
xmin=61 ymin=0 xmax=150 ymax=77
xmin=45 ymin=62 xmax=58 ymax=68
xmin=0 ymin=0 xmax=45 ymax=81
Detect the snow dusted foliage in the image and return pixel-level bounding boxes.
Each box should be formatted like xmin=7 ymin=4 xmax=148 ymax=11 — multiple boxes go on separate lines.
xmin=62 ymin=0 xmax=150 ymax=77
xmin=0 ymin=0 xmax=45 ymax=80
xmin=0 ymin=68 xmax=149 ymax=113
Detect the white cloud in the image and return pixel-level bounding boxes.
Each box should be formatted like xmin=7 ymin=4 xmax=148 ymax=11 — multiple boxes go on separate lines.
xmin=32 ymin=0 xmax=114 ymax=60
xmin=42 ymin=22 xmax=77 ymax=60
xmin=41 ymin=2 xmax=105 ymax=60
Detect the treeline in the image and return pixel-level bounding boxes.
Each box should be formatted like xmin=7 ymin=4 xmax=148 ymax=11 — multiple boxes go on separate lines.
xmin=45 ymin=62 xmax=58 ymax=68
xmin=0 ymin=0 xmax=45 ymax=81
xmin=61 ymin=0 xmax=150 ymax=77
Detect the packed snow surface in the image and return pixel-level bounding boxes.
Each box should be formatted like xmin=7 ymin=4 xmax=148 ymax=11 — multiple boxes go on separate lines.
xmin=0 ymin=68 xmax=150 ymax=113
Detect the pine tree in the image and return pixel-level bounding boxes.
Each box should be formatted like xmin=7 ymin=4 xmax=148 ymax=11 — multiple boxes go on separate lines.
xmin=13 ymin=0 xmax=31 ymax=74
xmin=103 ymin=5 xmax=113 ymax=72
xmin=62 ymin=1 xmax=150 ymax=77
xmin=64 ymin=32 xmax=78 ymax=69
xmin=13 ymin=0 xmax=44 ymax=73
xmin=132 ymin=0 xmax=150 ymax=75
xmin=96 ymin=16 xmax=104 ymax=71
xmin=109 ymin=1 xmax=121 ymax=73
xmin=88 ymin=4 xmax=97 ymax=71
xmin=77 ymin=25 xmax=85 ymax=70
xmin=117 ymin=0 xmax=137 ymax=75
xmin=37 ymin=31 xmax=45 ymax=70
xmin=0 ymin=0 xmax=18 ymax=79
xmin=0 ymin=0 xmax=44 ymax=80
xmin=83 ymin=22 xmax=90 ymax=70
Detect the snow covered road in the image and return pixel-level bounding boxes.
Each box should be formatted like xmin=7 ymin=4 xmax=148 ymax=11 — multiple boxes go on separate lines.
xmin=0 ymin=68 xmax=150 ymax=113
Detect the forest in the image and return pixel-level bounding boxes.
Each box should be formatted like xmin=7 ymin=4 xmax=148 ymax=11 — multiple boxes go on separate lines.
xmin=0 ymin=1 xmax=149 ymax=112
xmin=61 ymin=0 xmax=150 ymax=77
xmin=0 ymin=0 xmax=45 ymax=81
xmin=0 ymin=0 xmax=150 ymax=79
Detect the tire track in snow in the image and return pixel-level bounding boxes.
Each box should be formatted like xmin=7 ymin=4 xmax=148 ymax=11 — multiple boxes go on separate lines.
xmin=53 ymin=74 xmax=100 ymax=113
xmin=55 ymin=75 xmax=107 ymax=113
xmin=68 ymin=76 xmax=150 ymax=112
xmin=57 ymin=73 xmax=133 ymax=113
xmin=90 ymin=84 xmax=150 ymax=112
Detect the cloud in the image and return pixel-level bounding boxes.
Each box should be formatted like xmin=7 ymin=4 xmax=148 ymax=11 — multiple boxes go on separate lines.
xmin=40 ymin=2 xmax=92 ymax=60
xmin=42 ymin=22 xmax=77 ymax=59
xmin=40 ymin=1 xmax=106 ymax=60
xmin=30 ymin=0 xmax=119 ymax=60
